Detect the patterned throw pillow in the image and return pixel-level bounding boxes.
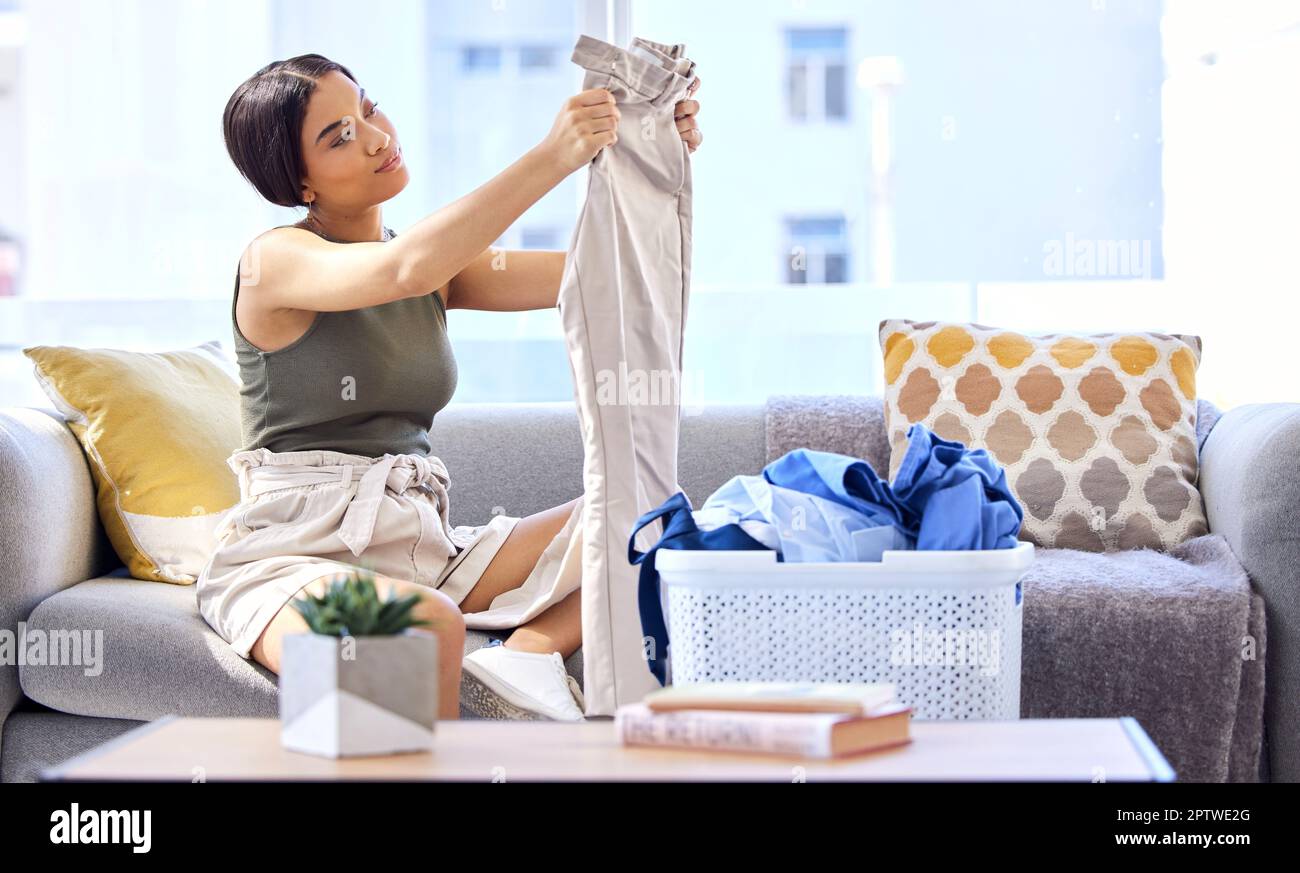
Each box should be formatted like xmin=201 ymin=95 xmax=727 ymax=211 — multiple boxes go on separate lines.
xmin=24 ymin=340 xmax=242 ymax=583
xmin=878 ymin=319 xmax=1207 ymax=552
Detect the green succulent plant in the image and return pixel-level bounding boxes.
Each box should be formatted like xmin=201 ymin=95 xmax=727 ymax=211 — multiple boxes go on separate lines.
xmin=291 ymin=565 xmax=431 ymax=637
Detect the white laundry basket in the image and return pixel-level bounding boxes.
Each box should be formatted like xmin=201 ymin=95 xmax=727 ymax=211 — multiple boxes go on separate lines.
xmin=654 ymin=541 xmax=1034 ymax=719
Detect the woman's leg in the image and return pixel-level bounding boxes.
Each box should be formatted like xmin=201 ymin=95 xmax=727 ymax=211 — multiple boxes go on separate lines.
xmin=503 ymin=587 xmax=581 ymax=658
xmin=250 ymin=569 xmax=468 ymax=719
xmin=457 ymin=496 xmax=583 ymax=659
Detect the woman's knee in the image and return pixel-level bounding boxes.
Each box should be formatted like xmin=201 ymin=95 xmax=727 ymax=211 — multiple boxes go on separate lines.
xmin=254 ymin=569 xmax=464 ymax=673
xmin=351 ymin=572 xmax=465 ymax=637
xmin=360 ymin=573 xmax=465 ymax=640
xmin=408 ymin=585 xmax=467 ymax=642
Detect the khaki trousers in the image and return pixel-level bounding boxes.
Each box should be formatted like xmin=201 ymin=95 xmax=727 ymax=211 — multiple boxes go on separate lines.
xmin=559 ymin=35 xmax=697 ymax=714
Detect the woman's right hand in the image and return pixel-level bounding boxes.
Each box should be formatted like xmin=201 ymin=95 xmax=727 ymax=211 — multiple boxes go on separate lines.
xmin=538 ymin=88 xmax=621 ymax=175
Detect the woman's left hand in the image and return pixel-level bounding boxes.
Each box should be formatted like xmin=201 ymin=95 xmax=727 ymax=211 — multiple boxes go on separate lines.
xmin=675 ymin=76 xmax=703 ymax=153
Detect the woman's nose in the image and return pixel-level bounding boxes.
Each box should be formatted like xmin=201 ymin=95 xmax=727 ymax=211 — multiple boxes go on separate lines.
xmin=365 ymin=125 xmax=390 ymax=154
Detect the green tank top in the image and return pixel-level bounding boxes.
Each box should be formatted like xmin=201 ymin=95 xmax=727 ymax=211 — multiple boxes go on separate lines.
xmin=231 ymin=224 xmax=458 ymax=458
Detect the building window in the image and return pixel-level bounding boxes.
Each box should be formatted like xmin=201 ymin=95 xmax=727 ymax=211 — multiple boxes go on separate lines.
xmin=786 ymin=27 xmax=848 ymax=123
xmin=518 ymin=45 xmax=558 ymax=70
xmin=520 ymin=226 xmax=561 ymax=249
xmin=784 ymin=216 xmax=849 ymax=284
xmin=461 ymin=44 xmax=502 ymax=73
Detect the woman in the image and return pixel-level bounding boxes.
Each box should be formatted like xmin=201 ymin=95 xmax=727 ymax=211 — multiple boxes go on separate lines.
xmin=200 ymin=53 xmax=702 ymax=723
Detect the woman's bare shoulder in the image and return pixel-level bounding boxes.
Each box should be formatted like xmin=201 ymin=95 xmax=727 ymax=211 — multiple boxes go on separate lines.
xmin=235 ymin=226 xmax=294 ymax=307
xmin=237 ymin=224 xmax=325 ymax=291
xmin=244 ymin=223 xmax=320 ymax=258
xmin=235 ymin=225 xmax=323 ymax=349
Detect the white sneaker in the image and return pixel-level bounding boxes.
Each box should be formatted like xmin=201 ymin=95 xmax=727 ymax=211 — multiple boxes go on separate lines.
xmin=461 ymin=639 xmax=586 ymax=721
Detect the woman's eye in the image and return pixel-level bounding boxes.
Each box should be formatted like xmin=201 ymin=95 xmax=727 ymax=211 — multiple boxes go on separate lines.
xmin=330 ymin=103 xmax=379 ymax=147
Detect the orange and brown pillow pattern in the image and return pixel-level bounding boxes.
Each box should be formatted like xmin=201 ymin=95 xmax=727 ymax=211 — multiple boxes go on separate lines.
xmin=878 ymin=319 xmax=1207 ymax=552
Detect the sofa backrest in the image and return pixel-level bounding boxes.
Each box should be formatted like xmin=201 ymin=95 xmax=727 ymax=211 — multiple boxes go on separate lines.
xmin=428 ymin=401 xmax=769 ymax=526
xmin=1 ymin=393 xmax=1223 ymax=557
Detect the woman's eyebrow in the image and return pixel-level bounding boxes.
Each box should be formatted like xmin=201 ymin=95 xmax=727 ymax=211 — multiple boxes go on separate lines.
xmin=315 ymin=87 xmax=367 ymax=145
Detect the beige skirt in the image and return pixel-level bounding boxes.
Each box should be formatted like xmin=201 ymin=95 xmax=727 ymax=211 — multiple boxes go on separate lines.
xmin=196 ymin=447 xmax=584 ymax=660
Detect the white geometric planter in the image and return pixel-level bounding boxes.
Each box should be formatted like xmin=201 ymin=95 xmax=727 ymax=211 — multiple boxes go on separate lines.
xmin=279 ymin=629 xmax=439 ymax=758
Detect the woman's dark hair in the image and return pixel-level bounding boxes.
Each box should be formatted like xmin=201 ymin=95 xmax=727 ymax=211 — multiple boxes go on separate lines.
xmin=223 ymin=53 xmax=359 ymax=208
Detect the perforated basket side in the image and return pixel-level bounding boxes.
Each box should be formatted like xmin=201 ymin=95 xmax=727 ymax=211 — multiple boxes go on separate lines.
xmin=665 ymin=582 xmax=1022 ymax=719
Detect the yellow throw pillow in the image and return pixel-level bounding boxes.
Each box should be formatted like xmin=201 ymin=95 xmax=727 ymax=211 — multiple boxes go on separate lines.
xmin=879 ymin=319 xmax=1207 ymax=552
xmin=23 ymin=340 xmax=242 ymax=584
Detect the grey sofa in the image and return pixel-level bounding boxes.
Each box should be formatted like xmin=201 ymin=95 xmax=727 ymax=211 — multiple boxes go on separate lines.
xmin=1 ymin=396 xmax=1295 ymax=782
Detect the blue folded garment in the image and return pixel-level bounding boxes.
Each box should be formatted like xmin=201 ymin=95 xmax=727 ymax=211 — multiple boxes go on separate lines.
xmin=759 ymin=423 xmax=1023 ymax=552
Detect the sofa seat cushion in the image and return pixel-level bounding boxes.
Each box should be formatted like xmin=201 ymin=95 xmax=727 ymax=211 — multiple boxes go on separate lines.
xmin=1022 ymin=534 xmax=1264 ymax=782
xmin=19 ymin=574 xmax=583 ymax=721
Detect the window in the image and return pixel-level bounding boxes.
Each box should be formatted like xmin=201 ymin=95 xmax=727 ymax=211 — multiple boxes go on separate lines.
xmin=462 ymin=44 xmax=562 ymax=76
xmin=460 ymin=44 xmax=502 ymax=73
xmin=518 ymin=45 xmax=559 ymax=70
xmin=785 ymin=216 xmax=849 ymax=284
xmin=627 ymin=1 xmax=1192 ymax=402
xmin=520 ymin=227 xmax=562 ymax=249
xmin=7 ymin=2 xmax=1282 ymax=410
xmin=786 ymin=27 xmax=848 ymax=123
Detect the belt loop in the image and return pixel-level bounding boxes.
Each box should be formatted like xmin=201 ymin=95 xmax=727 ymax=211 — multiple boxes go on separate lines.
xmin=340 ymin=464 xmax=354 ymax=489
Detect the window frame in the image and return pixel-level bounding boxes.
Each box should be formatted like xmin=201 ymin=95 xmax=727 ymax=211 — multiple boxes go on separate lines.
xmin=784 ymin=214 xmax=850 ymax=285
xmin=784 ymin=26 xmax=851 ymax=124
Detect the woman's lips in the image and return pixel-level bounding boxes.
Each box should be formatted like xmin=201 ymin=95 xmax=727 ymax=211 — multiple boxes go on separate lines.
xmin=376 ymin=147 xmax=403 ymax=173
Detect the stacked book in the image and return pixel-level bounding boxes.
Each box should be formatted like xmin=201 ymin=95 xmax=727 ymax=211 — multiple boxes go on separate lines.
xmin=615 ymin=682 xmax=912 ymax=759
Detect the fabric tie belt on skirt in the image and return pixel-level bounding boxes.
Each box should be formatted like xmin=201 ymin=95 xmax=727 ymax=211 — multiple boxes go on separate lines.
xmin=236 ymin=453 xmax=453 ymax=558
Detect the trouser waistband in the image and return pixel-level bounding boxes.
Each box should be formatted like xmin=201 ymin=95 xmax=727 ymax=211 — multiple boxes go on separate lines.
xmin=571 ymin=34 xmax=696 ymax=106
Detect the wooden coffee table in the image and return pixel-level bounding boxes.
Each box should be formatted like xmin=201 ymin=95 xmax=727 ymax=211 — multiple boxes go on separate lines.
xmin=41 ymin=715 xmax=1174 ymax=782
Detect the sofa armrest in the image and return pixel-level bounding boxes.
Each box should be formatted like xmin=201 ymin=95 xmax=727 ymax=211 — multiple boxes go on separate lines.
xmin=0 ymin=407 xmax=119 ymax=739
xmin=1200 ymin=403 xmax=1300 ymax=782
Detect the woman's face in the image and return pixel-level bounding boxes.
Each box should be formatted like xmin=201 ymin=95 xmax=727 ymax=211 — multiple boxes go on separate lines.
xmin=298 ymin=70 xmax=407 ymax=210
